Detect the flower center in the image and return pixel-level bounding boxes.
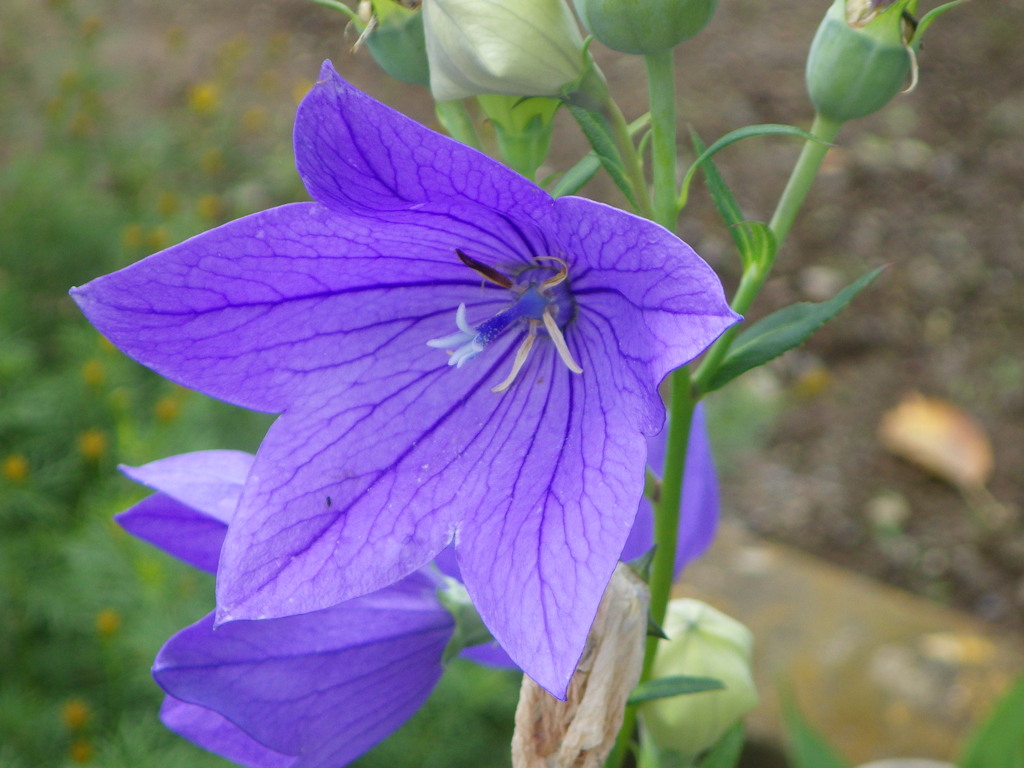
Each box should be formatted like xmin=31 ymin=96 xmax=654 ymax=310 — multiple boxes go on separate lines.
xmin=427 ymin=250 xmax=583 ymax=393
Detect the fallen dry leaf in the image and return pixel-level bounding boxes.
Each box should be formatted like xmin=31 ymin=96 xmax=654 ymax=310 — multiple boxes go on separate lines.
xmin=878 ymin=392 xmax=994 ymax=490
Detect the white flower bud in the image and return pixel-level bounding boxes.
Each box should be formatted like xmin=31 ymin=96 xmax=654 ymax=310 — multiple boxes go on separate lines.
xmin=422 ymin=0 xmax=585 ymax=101
xmin=641 ymin=599 xmax=758 ymax=761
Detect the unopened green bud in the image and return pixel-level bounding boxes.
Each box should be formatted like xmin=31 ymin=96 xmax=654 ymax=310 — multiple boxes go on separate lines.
xmin=641 ymin=599 xmax=758 ymax=762
xmin=806 ymin=0 xmax=918 ymax=123
xmin=362 ymin=1 xmax=430 ymax=86
xmin=422 ymin=0 xmax=585 ymax=101
xmin=574 ymin=0 xmax=717 ymax=55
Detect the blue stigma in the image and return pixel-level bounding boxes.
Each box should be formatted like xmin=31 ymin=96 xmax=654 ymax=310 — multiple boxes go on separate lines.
xmin=427 ymin=286 xmax=551 ymax=368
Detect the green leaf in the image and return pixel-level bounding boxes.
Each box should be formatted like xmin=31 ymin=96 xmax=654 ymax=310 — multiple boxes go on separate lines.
xmin=627 ymin=675 xmax=725 ymax=706
xmin=550 ymin=113 xmax=650 ymax=198
xmin=696 ymin=722 xmax=746 ymax=768
xmin=549 ymin=153 xmax=601 ymax=198
xmin=307 ymin=0 xmax=361 ymax=24
xmin=688 ymin=131 xmax=777 ymax=269
xmin=565 ymin=102 xmax=639 ymax=209
xmin=958 ymin=675 xmax=1024 ymax=768
xmin=702 ymin=267 xmax=884 ymax=394
xmin=912 ymin=0 xmax=967 ymax=47
xmin=677 ymin=124 xmax=828 ymax=211
xmin=782 ymin=697 xmax=850 ymax=768
xmin=738 ymin=221 xmax=777 ymax=271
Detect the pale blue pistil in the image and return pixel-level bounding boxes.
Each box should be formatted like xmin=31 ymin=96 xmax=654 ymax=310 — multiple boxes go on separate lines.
xmin=427 ymin=286 xmax=549 ymax=368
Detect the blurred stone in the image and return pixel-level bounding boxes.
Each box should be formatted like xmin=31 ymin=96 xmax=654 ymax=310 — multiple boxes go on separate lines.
xmin=679 ymin=521 xmax=1024 ymax=764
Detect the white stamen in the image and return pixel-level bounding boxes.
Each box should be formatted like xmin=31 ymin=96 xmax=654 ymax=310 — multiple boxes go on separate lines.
xmin=492 ymin=320 xmax=539 ymax=393
xmin=542 ymin=309 xmax=583 ymax=375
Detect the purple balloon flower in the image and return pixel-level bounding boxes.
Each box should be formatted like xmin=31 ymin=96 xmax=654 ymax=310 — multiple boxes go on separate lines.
xmin=119 ymin=451 xmax=454 ymax=768
xmin=74 ymin=62 xmax=738 ymax=697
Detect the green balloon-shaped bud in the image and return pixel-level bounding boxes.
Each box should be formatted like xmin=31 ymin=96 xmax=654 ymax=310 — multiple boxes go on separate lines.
xmin=806 ymin=0 xmax=918 ymax=123
xmin=640 ymin=599 xmax=758 ymax=762
xmin=574 ymin=0 xmax=717 ymax=55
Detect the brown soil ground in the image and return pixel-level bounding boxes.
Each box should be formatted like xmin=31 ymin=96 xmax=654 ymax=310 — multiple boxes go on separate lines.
xmin=88 ymin=0 xmax=1024 ymax=632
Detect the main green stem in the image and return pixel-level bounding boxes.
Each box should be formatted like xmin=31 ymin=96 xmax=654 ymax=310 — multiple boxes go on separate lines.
xmin=691 ymin=112 xmax=842 ymax=395
xmin=645 ymin=49 xmax=679 ymax=231
xmin=606 ymin=48 xmax=685 ymax=768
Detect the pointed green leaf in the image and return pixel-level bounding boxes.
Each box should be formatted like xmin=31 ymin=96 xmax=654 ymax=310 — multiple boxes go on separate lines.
xmin=565 ymin=102 xmax=639 ymax=209
xmin=689 ymin=131 xmax=777 ymax=269
xmin=549 ymin=153 xmax=602 ymax=198
xmin=307 ymin=0 xmax=361 ymax=24
xmin=696 ymin=722 xmax=746 ymax=768
xmin=912 ymin=0 xmax=966 ymax=47
xmin=627 ymin=675 xmax=725 ymax=706
xmin=678 ymin=124 xmax=828 ymax=211
xmin=782 ymin=697 xmax=850 ymax=768
xmin=958 ymin=675 xmax=1024 ymax=768
xmin=550 ymin=113 xmax=650 ymax=198
xmin=646 ymin=612 xmax=669 ymax=641
xmin=703 ymin=267 xmax=884 ymax=394
xmin=689 ymin=131 xmax=745 ymax=241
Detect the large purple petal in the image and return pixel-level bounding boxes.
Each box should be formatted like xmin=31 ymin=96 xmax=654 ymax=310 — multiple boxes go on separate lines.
xmin=154 ymin=572 xmax=452 ymax=768
xmin=116 ymin=493 xmax=227 ymax=574
xmin=296 ymin=62 xmax=550 ymax=221
xmin=72 ymin=201 xmax=549 ymax=414
xmin=120 ymin=450 xmax=253 ymax=524
xmin=160 ymin=697 xmax=295 ymax=768
xmin=620 ymin=403 xmax=719 ymax=571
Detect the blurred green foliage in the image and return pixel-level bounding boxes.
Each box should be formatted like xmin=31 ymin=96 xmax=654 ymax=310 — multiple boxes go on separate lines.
xmin=0 ymin=2 xmax=518 ymax=765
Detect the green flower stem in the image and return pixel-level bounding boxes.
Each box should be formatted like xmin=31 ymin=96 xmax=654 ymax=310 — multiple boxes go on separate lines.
xmin=434 ymin=101 xmax=483 ymax=151
xmin=691 ymin=112 xmax=843 ymax=396
xmin=606 ymin=369 xmax=695 ymax=768
xmin=648 ymin=369 xmax=694 ymax=632
xmin=644 ymin=49 xmax=679 ymax=231
xmin=767 ymin=112 xmax=842 ymax=253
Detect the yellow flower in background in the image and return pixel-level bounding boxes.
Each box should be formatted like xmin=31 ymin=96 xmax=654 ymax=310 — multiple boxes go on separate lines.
xmin=2 ymin=454 xmax=29 ymax=483
xmin=60 ymin=699 xmax=90 ymax=731
xmin=154 ymin=394 xmax=181 ymax=423
xmin=94 ymin=608 xmax=121 ymax=637
xmin=81 ymin=359 xmax=105 ymax=388
xmin=188 ymin=81 xmax=220 ymax=115
xmin=196 ymin=194 xmax=225 ymax=222
xmin=78 ymin=430 xmax=107 ymax=462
